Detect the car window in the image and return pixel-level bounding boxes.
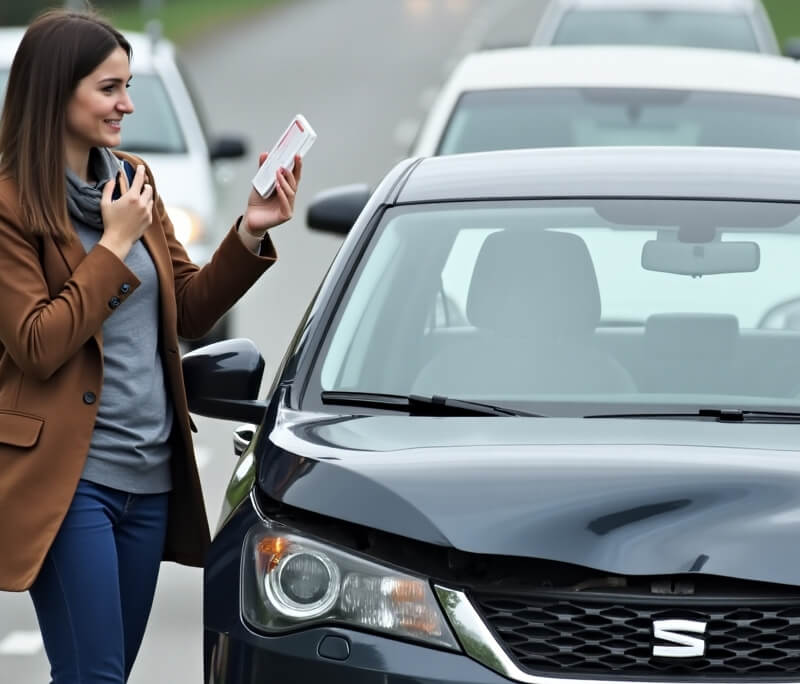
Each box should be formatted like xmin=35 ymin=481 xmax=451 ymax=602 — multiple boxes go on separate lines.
xmin=315 ymin=199 xmax=800 ymax=415
xmin=438 ymin=88 xmax=800 ymax=154
xmin=122 ymin=73 xmax=187 ymax=154
xmin=552 ymin=10 xmax=760 ymax=51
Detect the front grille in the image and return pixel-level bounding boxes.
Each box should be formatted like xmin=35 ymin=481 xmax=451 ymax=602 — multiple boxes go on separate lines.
xmin=474 ymin=591 xmax=800 ymax=677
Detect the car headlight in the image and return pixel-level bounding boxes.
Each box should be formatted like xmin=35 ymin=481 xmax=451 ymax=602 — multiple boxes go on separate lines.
xmin=241 ymin=522 xmax=460 ymax=650
xmin=165 ymin=206 xmax=205 ymax=246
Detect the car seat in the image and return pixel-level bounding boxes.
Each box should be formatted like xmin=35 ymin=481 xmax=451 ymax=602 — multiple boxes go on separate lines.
xmin=639 ymin=313 xmax=741 ymax=394
xmin=412 ymin=229 xmax=635 ymax=397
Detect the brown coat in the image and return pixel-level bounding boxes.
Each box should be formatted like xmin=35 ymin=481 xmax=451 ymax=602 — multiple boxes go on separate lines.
xmin=0 ymin=151 xmax=276 ymax=591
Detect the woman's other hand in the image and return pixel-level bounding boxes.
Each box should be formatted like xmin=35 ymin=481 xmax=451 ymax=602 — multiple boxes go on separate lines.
xmin=99 ymin=164 xmax=154 ymax=260
xmin=240 ymin=153 xmax=303 ymax=240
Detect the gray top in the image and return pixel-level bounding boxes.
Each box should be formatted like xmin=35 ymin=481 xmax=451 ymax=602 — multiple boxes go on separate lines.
xmin=69 ymin=149 xmax=173 ymax=494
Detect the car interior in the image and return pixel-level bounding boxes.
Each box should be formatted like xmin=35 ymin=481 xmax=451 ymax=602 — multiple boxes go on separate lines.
xmin=438 ymin=89 xmax=800 ymax=154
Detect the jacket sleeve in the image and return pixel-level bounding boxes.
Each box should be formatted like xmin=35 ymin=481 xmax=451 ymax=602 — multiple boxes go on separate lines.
xmin=0 ymin=213 xmax=141 ymax=381
xmin=143 ymin=161 xmax=278 ymax=340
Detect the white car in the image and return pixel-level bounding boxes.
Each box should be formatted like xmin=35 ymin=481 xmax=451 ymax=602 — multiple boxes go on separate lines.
xmin=411 ymin=45 xmax=800 ymax=156
xmin=0 ymin=27 xmax=247 ymax=342
xmin=530 ymin=0 xmax=780 ymax=54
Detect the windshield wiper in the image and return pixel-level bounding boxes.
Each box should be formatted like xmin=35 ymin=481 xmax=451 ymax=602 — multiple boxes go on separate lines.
xmin=584 ymin=409 xmax=800 ymax=423
xmin=320 ymin=391 xmax=540 ymax=417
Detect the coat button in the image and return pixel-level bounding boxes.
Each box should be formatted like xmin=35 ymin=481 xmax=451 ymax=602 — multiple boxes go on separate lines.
xmin=120 ymin=283 xmax=131 ymax=295
xmin=109 ymin=296 xmax=121 ymax=309
xmin=83 ymin=391 xmax=96 ymax=405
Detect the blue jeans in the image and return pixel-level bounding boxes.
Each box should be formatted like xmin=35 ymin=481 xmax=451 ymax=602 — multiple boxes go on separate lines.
xmin=29 ymin=479 xmax=169 ymax=684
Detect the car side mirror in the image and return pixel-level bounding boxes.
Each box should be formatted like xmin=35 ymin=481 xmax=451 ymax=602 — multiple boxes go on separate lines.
xmin=182 ymin=338 xmax=267 ymax=423
xmin=209 ymin=136 xmax=247 ymax=161
xmin=784 ymin=37 xmax=800 ymax=60
xmin=307 ymin=184 xmax=371 ymax=235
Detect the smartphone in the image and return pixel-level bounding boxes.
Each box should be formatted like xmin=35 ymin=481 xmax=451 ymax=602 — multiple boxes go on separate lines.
xmin=252 ymin=114 xmax=317 ymax=198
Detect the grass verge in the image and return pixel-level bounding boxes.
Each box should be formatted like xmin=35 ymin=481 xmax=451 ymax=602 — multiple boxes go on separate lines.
xmin=762 ymin=0 xmax=800 ymax=49
xmin=101 ymin=0 xmax=283 ymax=45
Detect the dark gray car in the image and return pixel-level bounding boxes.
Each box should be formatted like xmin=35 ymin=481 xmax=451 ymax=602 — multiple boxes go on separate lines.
xmin=188 ymin=146 xmax=800 ymax=683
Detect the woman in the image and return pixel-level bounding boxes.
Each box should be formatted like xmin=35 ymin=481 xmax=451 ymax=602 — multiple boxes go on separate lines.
xmin=0 ymin=9 xmax=302 ymax=683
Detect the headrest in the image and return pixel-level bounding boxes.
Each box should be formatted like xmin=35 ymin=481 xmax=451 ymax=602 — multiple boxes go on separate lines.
xmin=467 ymin=230 xmax=601 ymax=337
xmin=645 ymin=313 xmax=739 ymax=359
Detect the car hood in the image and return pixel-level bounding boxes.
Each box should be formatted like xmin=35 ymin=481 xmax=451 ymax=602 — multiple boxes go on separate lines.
xmin=260 ymin=409 xmax=800 ymax=586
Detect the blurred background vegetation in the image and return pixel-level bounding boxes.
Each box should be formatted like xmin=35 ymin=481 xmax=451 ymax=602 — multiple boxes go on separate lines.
xmin=0 ymin=0 xmax=798 ymax=48
xmin=0 ymin=0 xmax=280 ymax=45
xmin=762 ymin=0 xmax=800 ymax=47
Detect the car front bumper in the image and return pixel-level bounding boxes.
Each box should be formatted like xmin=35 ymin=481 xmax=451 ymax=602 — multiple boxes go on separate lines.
xmin=204 ymin=624 xmax=512 ymax=684
xmin=208 ymin=501 xmax=799 ymax=684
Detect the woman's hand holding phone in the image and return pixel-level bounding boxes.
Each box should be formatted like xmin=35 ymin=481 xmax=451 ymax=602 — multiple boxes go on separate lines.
xmin=239 ymin=152 xmax=303 ymax=246
xmin=99 ymin=164 xmax=154 ymax=261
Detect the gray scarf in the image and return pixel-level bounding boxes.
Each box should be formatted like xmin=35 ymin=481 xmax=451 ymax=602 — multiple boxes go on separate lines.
xmin=65 ymin=147 xmax=123 ymax=231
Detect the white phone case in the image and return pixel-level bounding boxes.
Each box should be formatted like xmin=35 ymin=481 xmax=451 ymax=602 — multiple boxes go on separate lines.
xmin=252 ymin=114 xmax=317 ymax=198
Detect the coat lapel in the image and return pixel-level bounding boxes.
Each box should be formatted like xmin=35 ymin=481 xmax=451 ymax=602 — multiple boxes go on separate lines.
xmin=52 ymin=234 xmax=104 ymax=348
xmin=54 ymin=234 xmax=88 ymax=276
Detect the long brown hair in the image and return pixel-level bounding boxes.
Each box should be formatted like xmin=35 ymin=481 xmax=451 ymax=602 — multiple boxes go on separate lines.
xmin=0 ymin=10 xmax=131 ymax=243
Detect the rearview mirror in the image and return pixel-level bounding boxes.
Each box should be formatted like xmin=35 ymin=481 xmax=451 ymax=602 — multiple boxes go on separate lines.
xmin=642 ymin=240 xmax=760 ymax=276
xmin=307 ymin=184 xmax=371 ymax=235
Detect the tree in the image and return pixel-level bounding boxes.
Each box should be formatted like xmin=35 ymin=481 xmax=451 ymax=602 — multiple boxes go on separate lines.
xmin=0 ymin=0 xmax=53 ymax=25
xmin=0 ymin=1 xmax=136 ymax=27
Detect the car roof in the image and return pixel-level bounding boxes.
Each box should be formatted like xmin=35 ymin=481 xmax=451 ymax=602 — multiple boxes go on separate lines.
xmin=397 ymin=147 xmax=800 ymax=204
xmin=447 ymin=46 xmax=800 ymax=99
xmin=550 ymin=0 xmax=757 ymax=10
xmin=0 ymin=26 xmax=175 ymax=73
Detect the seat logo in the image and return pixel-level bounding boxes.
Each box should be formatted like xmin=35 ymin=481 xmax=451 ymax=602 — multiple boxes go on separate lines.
xmin=652 ymin=619 xmax=707 ymax=658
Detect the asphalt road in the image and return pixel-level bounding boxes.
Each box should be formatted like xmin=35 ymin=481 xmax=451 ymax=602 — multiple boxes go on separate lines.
xmin=0 ymin=0 xmax=545 ymax=681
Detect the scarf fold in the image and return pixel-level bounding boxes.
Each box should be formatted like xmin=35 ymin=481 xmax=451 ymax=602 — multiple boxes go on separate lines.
xmin=65 ymin=147 xmax=123 ymax=231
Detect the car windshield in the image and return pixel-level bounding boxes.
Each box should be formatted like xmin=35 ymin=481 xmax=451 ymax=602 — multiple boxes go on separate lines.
xmin=313 ymin=199 xmax=800 ymax=416
xmin=552 ymin=10 xmax=760 ymax=51
xmin=0 ymin=70 xmax=186 ymax=154
xmin=437 ymin=88 xmax=800 ymax=154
